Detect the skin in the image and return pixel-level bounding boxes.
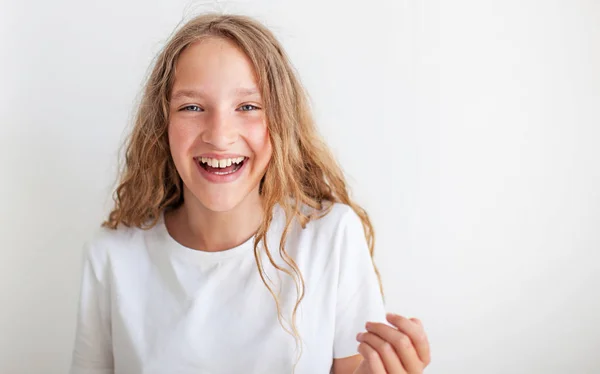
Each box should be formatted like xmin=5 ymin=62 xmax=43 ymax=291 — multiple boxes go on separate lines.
xmin=349 ymin=314 xmax=431 ymax=374
xmin=164 ymin=36 xmax=431 ymax=374
xmin=165 ymin=37 xmax=271 ymax=252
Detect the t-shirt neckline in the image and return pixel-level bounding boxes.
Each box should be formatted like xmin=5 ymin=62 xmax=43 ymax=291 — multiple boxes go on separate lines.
xmin=157 ymin=210 xmax=256 ymax=263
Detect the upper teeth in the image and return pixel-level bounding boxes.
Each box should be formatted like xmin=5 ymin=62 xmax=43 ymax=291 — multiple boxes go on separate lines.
xmin=198 ymin=157 xmax=245 ymax=168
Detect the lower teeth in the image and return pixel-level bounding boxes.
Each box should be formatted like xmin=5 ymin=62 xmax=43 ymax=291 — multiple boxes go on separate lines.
xmin=213 ymin=170 xmax=235 ymax=175
xmin=201 ymin=161 xmax=243 ymax=175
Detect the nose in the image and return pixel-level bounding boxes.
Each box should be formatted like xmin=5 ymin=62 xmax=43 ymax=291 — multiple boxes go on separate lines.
xmin=201 ymin=111 xmax=238 ymax=149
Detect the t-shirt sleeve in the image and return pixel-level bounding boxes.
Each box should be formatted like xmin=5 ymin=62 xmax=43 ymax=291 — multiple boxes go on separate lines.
xmin=69 ymin=241 xmax=114 ymax=374
xmin=333 ymin=208 xmax=388 ymax=359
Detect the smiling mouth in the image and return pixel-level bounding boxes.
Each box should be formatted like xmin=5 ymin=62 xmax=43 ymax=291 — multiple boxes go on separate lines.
xmin=195 ymin=156 xmax=247 ymax=175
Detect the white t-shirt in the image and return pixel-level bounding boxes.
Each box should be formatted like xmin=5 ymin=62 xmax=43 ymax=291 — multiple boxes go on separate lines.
xmin=70 ymin=203 xmax=386 ymax=374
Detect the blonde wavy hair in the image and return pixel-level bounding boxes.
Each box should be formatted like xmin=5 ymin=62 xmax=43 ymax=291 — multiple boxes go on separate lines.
xmin=103 ymin=13 xmax=382 ymax=364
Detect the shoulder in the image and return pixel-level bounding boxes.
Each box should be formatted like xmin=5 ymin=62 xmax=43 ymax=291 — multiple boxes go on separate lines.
xmin=305 ymin=202 xmax=364 ymax=237
xmin=81 ymin=221 xmax=152 ymax=269
xmin=282 ymin=202 xmax=366 ymax=256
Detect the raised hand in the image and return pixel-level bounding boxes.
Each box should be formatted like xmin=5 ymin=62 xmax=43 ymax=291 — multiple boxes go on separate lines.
xmin=354 ymin=313 xmax=431 ymax=374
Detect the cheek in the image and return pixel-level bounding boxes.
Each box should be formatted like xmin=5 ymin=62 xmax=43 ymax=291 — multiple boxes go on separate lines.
xmin=243 ymin=119 xmax=271 ymax=159
xmin=168 ymin=120 xmax=196 ymax=157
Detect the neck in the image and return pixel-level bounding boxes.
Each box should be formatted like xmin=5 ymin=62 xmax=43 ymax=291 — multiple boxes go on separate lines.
xmin=166 ymin=188 xmax=264 ymax=252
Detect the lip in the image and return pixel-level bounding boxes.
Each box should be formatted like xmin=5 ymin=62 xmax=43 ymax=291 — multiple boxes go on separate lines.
xmin=195 ymin=156 xmax=248 ymax=184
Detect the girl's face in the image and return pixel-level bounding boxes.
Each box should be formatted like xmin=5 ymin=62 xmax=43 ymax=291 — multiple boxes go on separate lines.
xmin=168 ymin=37 xmax=272 ymax=213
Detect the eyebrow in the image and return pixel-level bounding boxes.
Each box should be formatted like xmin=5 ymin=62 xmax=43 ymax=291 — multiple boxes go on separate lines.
xmin=170 ymin=87 xmax=261 ymax=101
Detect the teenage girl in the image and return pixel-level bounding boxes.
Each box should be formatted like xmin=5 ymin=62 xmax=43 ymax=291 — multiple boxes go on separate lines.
xmin=69 ymin=13 xmax=431 ymax=374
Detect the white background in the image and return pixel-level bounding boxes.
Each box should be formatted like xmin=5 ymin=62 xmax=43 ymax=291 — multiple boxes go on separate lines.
xmin=1 ymin=0 xmax=599 ymax=373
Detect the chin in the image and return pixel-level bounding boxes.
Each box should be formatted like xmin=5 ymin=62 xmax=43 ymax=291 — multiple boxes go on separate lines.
xmin=195 ymin=188 xmax=250 ymax=213
xmin=182 ymin=172 xmax=263 ymax=213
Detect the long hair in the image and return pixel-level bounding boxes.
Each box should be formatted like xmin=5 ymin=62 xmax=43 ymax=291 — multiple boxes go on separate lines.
xmin=103 ymin=13 xmax=383 ymax=363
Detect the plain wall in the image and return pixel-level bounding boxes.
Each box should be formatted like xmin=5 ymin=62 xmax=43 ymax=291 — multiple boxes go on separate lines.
xmin=1 ymin=0 xmax=598 ymax=373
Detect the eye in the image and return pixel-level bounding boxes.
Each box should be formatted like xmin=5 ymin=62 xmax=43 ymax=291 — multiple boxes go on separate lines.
xmin=180 ymin=105 xmax=203 ymax=112
xmin=238 ymin=104 xmax=260 ymax=112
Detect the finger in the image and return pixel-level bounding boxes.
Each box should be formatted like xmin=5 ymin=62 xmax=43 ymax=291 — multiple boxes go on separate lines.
xmin=409 ymin=316 xmax=430 ymax=363
xmin=366 ymin=322 xmax=423 ymax=373
xmin=358 ymin=341 xmax=387 ymax=374
xmin=357 ymin=332 xmax=406 ymax=374
xmin=386 ymin=314 xmax=431 ymax=366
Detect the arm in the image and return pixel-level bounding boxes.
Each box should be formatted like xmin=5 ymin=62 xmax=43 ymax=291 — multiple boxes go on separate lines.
xmin=329 ymin=207 xmax=431 ymax=374
xmin=329 ymin=207 xmax=386 ymax=371
xmin=69 ymin=242 xmax=114 ymax=374
xmin=332 ymin=354 xmax=363 ymax=374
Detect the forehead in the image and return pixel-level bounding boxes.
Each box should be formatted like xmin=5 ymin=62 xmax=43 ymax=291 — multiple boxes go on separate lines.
xmin=172 ymin=37 xmax=259 ymax=92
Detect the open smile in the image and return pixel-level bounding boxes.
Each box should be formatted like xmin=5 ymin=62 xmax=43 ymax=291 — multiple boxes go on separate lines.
xmin=194 ymin=156 xmax=248 ymax=183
